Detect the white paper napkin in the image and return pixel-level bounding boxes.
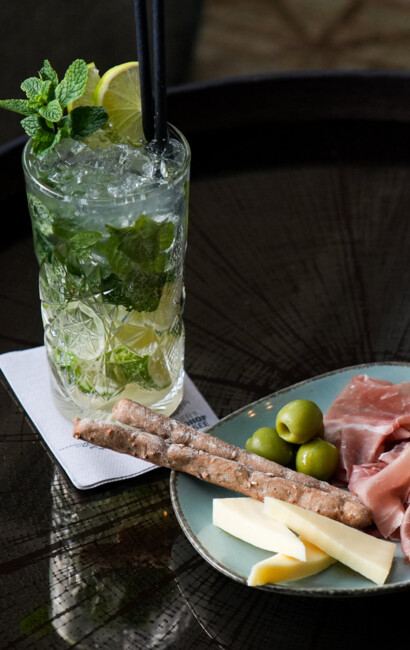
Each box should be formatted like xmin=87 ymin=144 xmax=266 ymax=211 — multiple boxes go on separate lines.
xmin=0 ymin=346 xmax=218 ymax=489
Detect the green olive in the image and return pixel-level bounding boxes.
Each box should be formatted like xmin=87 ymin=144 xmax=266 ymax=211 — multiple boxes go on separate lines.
xmin=276 ymin=399 xmax=323 ymax=445
xmin=245 ymin=427 xmax=294 ymax=466
xmin=295 ymin=437 xmax=339 ymax=480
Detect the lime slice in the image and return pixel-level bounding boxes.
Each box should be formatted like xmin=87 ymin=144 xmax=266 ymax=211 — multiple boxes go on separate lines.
xmin=114 ymin=321 xmax=159 ymax=353
xmin=147 ymin=348 xmax=172 ymax=389
xmin=109 ymin=320 xmax=172 ymax=389
xmin=95 ymin=62 xmax=143 ymax=144
xmin=67 ymin=62 xmax=101 ymax=111
xmin=73 ymin=366 xmax=118 ymax=396
xmin=106 ymin=345 xmax=171 ymax=390
xmin=149 ymin=282 xmax=181 ymax=331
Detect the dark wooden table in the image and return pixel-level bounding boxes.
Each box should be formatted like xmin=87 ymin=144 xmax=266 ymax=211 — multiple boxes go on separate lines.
xmin=1 ymin=72 xmax=410 ymax=648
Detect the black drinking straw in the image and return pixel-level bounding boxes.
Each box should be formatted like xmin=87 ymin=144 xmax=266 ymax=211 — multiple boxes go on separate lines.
xmin=134 ymin=0 xmax=155 ymax=142
xmin=134 ymin=0 xmax=168 ymax=149
xmin=152 ymin=0 xmax=168 ymax=148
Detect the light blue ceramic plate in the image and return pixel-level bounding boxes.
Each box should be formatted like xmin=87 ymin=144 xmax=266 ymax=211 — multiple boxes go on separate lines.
xmin=170 ymin=363 xmax=410 ymax=597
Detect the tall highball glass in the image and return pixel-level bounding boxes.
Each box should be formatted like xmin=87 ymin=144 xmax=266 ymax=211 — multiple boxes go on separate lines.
xmin=23 ymin=125 xmax=190 ymax=419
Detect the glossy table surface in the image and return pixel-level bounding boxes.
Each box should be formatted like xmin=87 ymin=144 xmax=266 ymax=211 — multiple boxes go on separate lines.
xmin=2 ymin=72 xmax=410 ymax=648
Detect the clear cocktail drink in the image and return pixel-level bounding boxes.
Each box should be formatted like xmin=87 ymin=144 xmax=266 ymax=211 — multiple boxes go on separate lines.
xmin=23 ymin=126 xmax=190 ymax=419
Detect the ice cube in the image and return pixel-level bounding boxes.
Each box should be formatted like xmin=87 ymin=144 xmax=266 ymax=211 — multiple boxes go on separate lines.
xmin=30 ymin=136 xmax=187 ymax=201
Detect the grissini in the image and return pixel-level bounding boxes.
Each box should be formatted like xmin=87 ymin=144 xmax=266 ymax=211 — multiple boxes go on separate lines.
xmin=112 ymin=399 xmax=365 ymax=507
xmin=72 ymin=417 xmax=372 ymax=529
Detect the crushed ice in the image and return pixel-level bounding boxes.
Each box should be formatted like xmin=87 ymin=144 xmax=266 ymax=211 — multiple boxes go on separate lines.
xmin=30 ymin=137 xmax=186 ymax=200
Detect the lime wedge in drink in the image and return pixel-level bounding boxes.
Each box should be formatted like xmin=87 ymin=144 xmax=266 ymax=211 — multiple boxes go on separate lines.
xmin=108 ymin=320 xmax=172 ymax=390
xmin=106 ymin=345 xmax=171 ymax=390
xmin=148 ymin=282 xmax=181 ymax=331
xmin=95 ymin=62 xmax=144 ymax=144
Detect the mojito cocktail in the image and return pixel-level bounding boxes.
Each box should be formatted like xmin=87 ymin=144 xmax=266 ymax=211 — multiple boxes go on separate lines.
xmin=23 ymin=126 xmax=190 ymax=419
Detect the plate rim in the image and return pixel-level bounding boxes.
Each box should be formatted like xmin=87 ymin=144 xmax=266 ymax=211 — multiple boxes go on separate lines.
xmin=170 ymin=362 xmax=410 ymax=597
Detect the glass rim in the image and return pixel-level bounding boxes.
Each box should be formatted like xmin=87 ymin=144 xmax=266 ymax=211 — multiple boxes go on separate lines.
xmin=22 ymin=123 xmax=191 ymax=204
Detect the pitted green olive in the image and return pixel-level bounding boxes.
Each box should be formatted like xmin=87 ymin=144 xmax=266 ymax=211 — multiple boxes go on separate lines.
xmin=276 ymin=399 xmax=323 ymax=445
xmin=245 ymin=427 xmax=294 ymax=466
xmin=295 ymin=437 xmax=339 ymax=480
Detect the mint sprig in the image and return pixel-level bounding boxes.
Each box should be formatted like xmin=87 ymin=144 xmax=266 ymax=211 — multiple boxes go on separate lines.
xmin=0 ymin=59 xmax=108 ymax=157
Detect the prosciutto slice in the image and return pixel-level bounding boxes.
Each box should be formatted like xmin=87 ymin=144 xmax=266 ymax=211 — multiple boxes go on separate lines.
xmin=324 ymin=374 xmax=410 ymax=561
xmin=349 ymin=443 xmax=410 ymax=539
xmin=324 ymin=374 xmax=410 ymax=482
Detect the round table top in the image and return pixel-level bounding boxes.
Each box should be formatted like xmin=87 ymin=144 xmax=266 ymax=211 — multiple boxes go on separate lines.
xmin=1 ymin=71 xmax=410 ymax=648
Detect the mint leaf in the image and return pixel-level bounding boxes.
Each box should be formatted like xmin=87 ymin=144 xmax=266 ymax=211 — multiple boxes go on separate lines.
xmin=69 ymin=106 xmax=108 ymax=139
xmin=158 ymin=221 xmax=174 ymax=251
xmin=21 ymin=115 xmax=44 ymax=137
xmin=0 ymin=98 xmax=37 ymax=115
xmin=27 ymin=194 xmax=54 ymax=237
xmin=1 ymin=58 xmax=108 ymax=156
xmin=31 ymin=130 xmax=54 ymax=156
xmin=39 ymin=80 xmax=54 ymax=103
xmin=102 ymin=269 xmax=167 ymax=312
xmin=105 ymin=347 xmax=161 ymax=390
xmin=52 ymin=213 xmax=79 ymax=239
xmin=69 ymin=230 xmax=102 ymax=254
xmin=39 ymin=60 xmax=58 ymax=85
xmin=28 ymin=97 xmax=42 ymax=112
xmin=32 ymin=127 xmax=61 ymax=157
xmin=21 ymin=77 xmax=43 ymax=99
xmin=107 ymin=216 xmax=174 ymax=272
xmin=27 ymin=194 xmax=54 ymax=263
xmin=56 ymin=114 xmax=73 ymax=140
xmin=101 ymin=216 xmax=174 ymax=311
xmin=39 ymin=99 xmax=63 ymax=122
xmin=55 ymin=59 xmax=88 ymax=107
xmin=52 ymin=230 xmax=104 ymax=278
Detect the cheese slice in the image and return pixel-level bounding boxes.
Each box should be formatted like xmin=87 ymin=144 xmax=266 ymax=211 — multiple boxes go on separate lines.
xmin=263 ymin=497 xmax=396 ymax=585
xmin=248 ymin=539 xmax=336 ymax=586
xmin=213 ymin=498 xmax=306 ymax=560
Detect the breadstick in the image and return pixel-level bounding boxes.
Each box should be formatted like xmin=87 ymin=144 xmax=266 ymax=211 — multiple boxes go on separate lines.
xmin=112 ymin=399 xmax=364 ymax=507
xmin=73 ymin=418 xmax=372 ymax=528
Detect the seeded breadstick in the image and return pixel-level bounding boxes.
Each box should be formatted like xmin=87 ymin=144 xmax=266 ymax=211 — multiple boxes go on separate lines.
xmin=112 ymin=399 xmax=365 ymax=507
xmin=73 ymin=417 xmax=372 ymax=528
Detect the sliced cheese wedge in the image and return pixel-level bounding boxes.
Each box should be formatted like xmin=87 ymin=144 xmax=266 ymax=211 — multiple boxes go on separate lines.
xmin=263 ymin=497 xmax=396 ymax=585
xmin=213 ymin=498 xmax=306 ymax=560
xmin=248 ymin=539 xmax=336 ymax=586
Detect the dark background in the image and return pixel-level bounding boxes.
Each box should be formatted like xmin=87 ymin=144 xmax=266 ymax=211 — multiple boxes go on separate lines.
xmin=0 ymin=0 xmax=205 ymax=146
xmin=3 ymin=0 xmax=410 ymax=146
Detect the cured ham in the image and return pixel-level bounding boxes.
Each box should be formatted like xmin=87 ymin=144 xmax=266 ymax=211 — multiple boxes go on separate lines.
xmin=324 ymin=375 xmax=410 ymax=482
xmin=324 ymin=374 xmax=410 ymax=561
xmin=349 ymin=443 xmax=410 ymax=539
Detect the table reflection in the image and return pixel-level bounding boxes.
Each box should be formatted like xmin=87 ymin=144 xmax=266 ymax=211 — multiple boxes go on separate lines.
xmin=48 ymin=470 xmax=198 ymax=648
